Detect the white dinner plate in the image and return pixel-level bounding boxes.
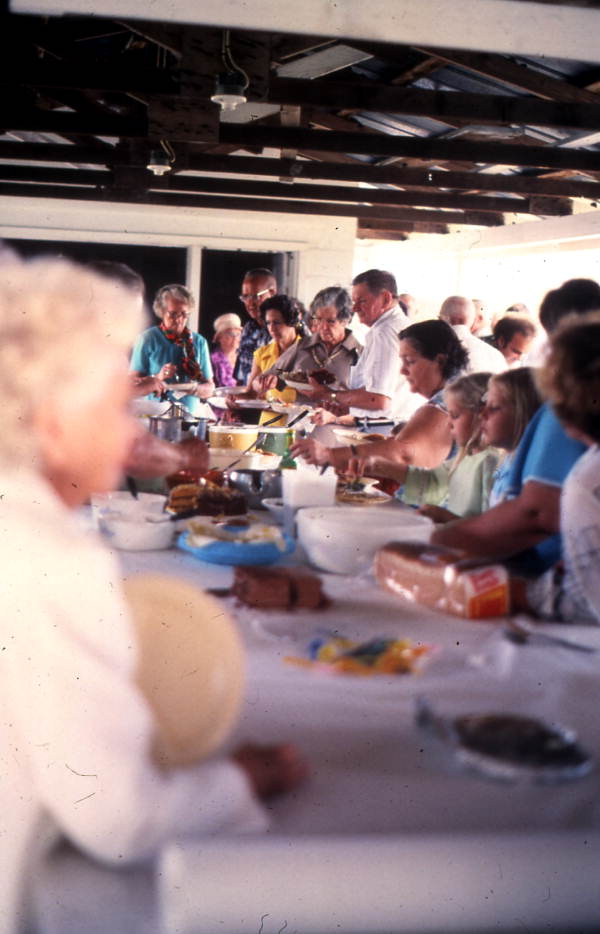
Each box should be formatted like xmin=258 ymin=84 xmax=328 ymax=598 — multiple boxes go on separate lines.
xmin=166 ymin=382 xmax=198 ymax=393
xmin=229 ymin=399 xmax=274 ymax=410
xmin=212 ymin=386 xmax=247 ymax=396
xmin=282 ymin=378 xmax=313 ymax=392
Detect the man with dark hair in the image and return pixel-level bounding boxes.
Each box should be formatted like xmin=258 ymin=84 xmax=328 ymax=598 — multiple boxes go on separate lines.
xmin=234 ymin=268 xmax=277 ymax=384
xmin=492 ymin=316 xmax=537 ymax=366
xmin=315 ymin=268 xmax=408 ymax=424
xmin=432 ymin=278 xmax=600 ymax=573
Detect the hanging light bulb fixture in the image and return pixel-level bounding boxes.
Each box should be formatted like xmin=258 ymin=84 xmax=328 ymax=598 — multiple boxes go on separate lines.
xmin=210 ymin=30 xmax=249 ymax=114
xmin=146 ymin=140 xmax=176 ymax=177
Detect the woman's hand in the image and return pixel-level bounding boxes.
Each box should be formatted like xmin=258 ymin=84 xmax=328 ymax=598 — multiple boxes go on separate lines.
xmin=290 ymin=437 xmax=330 ymax=466
xmin=130 ymin=374 xmax=166 ymax=397
xmin=254 ymin=373 xmax=279 ymax=393
xmin=157 ymin=363 xmax=177 ymax=381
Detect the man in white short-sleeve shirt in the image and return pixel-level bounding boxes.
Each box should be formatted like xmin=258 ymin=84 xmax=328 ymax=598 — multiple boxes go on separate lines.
xmin=317 ymin=269 xmax=408 ymax=421
xmin=439 ymin=295 xmax=506 ymax=374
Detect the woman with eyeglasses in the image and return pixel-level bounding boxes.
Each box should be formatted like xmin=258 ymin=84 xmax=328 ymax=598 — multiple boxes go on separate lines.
xmin=257 ymin=286 xmax=362 ymax=404
xmin=130 ymin=284 xmax=214 ymax=416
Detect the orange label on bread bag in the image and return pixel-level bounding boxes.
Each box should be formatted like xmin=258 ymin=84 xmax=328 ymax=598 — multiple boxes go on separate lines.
xmin=463 ymin=566 xmax=510 ymax=618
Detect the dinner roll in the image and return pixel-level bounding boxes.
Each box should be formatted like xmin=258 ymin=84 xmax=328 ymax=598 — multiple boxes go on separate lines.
xmin=123 ymin=573 xmax=245 ymax=768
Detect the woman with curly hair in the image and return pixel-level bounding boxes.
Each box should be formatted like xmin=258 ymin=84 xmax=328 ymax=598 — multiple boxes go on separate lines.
xmin=292 ymin=318 xmax=469 ymax=472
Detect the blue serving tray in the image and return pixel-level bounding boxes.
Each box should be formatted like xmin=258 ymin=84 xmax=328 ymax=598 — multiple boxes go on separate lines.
xmin=177 ymin=529 xmax=295 ymax=566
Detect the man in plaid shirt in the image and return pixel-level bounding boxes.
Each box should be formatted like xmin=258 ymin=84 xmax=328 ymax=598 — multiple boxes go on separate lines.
xmin=233 ymin=268 xmax=277 ymax=384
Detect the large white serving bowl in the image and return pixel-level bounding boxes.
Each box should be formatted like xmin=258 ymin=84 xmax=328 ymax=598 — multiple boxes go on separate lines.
xmin=90 ymin=490 xmax=167 ymax=526
xmin=297 ymin=504 xmax=433 ymax=575
xmin=98 ymin=510 xmax=175 ymax=550
xmin=95 ymin=494 xmax=174 ymax=550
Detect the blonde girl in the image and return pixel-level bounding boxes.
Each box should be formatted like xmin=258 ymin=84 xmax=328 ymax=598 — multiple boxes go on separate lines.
xmin=396 ymin=371 xmax=500 ymax=522
xmin=481 ymin=367 xmax=543 ymax=508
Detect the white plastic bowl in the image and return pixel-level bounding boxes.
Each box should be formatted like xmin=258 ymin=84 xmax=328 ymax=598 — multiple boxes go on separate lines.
xmin=97 ymin=503 xmax=175 ymax=550
xmin=262 ymin=497 xmax=285 ymax=523
xmin=297 ymin=504 xmax=432 ymax=575
xmin=90 ymin=491 xmax=167 ymax=527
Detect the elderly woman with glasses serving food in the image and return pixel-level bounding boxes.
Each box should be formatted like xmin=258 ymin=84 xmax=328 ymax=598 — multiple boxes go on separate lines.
xmin=130 ymin=283 xmax=214 ymax=416
xmin=255 ymin=286 xmax=362 ymax=405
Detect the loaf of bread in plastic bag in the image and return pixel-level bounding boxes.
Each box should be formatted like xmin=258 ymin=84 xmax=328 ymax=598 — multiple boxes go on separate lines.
xmin=374 ymin=541 xmax=510 ymax=619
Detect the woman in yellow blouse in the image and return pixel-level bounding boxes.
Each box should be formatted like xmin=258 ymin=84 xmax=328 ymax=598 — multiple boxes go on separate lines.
xmin=247 ymin=295 xmax=304 ymax=424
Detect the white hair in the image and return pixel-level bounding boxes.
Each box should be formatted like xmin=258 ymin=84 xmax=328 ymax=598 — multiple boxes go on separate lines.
xmin=0 ymin=257 xmax=142 ymax=466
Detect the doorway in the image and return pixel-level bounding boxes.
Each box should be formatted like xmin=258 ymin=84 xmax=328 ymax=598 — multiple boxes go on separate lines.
xmin=199 ymin=248 xmax=295 ymax=336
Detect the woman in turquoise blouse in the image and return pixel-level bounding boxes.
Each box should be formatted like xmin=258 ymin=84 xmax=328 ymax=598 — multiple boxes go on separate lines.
xmin=130 ymin=284 xmax=214 ymax=416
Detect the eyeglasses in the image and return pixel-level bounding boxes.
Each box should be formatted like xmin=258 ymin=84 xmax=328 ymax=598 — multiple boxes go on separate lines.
xmin=314 ymin=316 xmax=338 ymax=326
xmin=239 ymin=287 xmax=271 ymax=303
xmin=163 ymin=311 xmax=189 ymax=321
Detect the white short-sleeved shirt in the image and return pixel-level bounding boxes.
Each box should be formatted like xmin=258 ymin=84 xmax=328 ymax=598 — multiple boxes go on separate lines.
xmin=348 ymin=305 xmax=407 ymax=417
xmin=451 ymin=325 xmax=507 ymax=374
xmin=0 ymin=470 xmax=266 ymax=933
xmin=528 ymin=445 xmax=600 ymax=624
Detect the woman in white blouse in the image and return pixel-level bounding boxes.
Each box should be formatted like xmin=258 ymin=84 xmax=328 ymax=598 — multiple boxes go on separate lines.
xmin=0 ymin=258 xmax=305 ymax=933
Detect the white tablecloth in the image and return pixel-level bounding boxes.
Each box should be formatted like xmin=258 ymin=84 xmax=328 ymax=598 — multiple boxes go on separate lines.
xmin=36 ymin=516 xmax=600 ymax=933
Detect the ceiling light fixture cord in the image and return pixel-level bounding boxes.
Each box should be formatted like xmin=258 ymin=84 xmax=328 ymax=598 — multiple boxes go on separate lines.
xmin=222 ymin=29 xmax=249 ymax=91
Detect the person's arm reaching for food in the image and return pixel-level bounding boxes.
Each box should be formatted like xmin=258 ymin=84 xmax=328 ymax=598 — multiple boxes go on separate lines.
xmin=320 ymin=386 xmax=391 ymax=414
xmin=125 ymin=432 xmax=209 ymax=479
xmin=431 ymin=479 xmax=561 ymax=557
xmin=130 ymin=374 xmax=166 ymax=397
xmin=292 ymin=403 xmax=452 ymax=473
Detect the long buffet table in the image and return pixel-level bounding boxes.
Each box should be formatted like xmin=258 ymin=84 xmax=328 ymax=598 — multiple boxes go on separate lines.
xmin=34 ymin=510 xmax=600 ymax=933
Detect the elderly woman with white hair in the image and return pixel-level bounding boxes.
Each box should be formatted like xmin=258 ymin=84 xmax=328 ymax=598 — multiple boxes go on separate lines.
xmin=0 ymin=258 xmax=306 ymax=933
xmin=130 ymin=283 xmax=215 ymax=415
xmin=210 ymin=312 xmax=242 ymax=387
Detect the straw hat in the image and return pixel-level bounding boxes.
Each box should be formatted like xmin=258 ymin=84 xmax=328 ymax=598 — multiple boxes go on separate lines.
xmin=213 ymin=312 xmax=242 ymax=334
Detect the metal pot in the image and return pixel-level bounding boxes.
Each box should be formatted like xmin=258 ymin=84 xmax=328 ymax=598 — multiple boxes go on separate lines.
xmin=148 ymin=402 xmax=194 ymax=443
xmin=227 ymin=469 xmax=282 ymax=509
xmin=147 ymin=414 xmax=183 ymax=442
xmin=182 ymin=417 xmax=210 ymax=441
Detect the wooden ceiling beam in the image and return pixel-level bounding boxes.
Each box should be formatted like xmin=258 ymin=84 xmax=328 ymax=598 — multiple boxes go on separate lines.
xmin=1 ymin=142 xmax=598 ymax=200
xmin=269 ymin=76 xmax=600 ymax=132
xmin=358 ymin=220 xmax=450 ymax=235
xmin=415 ymin=47 xmax=600 ymax=104
xmin=0 ymin=59 xmax=176 ymax=94
xmin=0 ymin=180 xmax=504 ymax=225
xmin=357 ymin=228 xmax=409 ymax=241
xmin=218 ymin=125 xmax=600 ymax=172
xmin=0 ymin=162 xmax=555 ymax=213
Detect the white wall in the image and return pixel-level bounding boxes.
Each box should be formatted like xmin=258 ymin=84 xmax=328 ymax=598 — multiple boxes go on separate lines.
xmin=355 ymin=210 xmax=600 ymax=321
xmin=0 ymin=196 xmax=357 ymax=328
xmin=5 ymin=196 xmax=600 ymax=329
